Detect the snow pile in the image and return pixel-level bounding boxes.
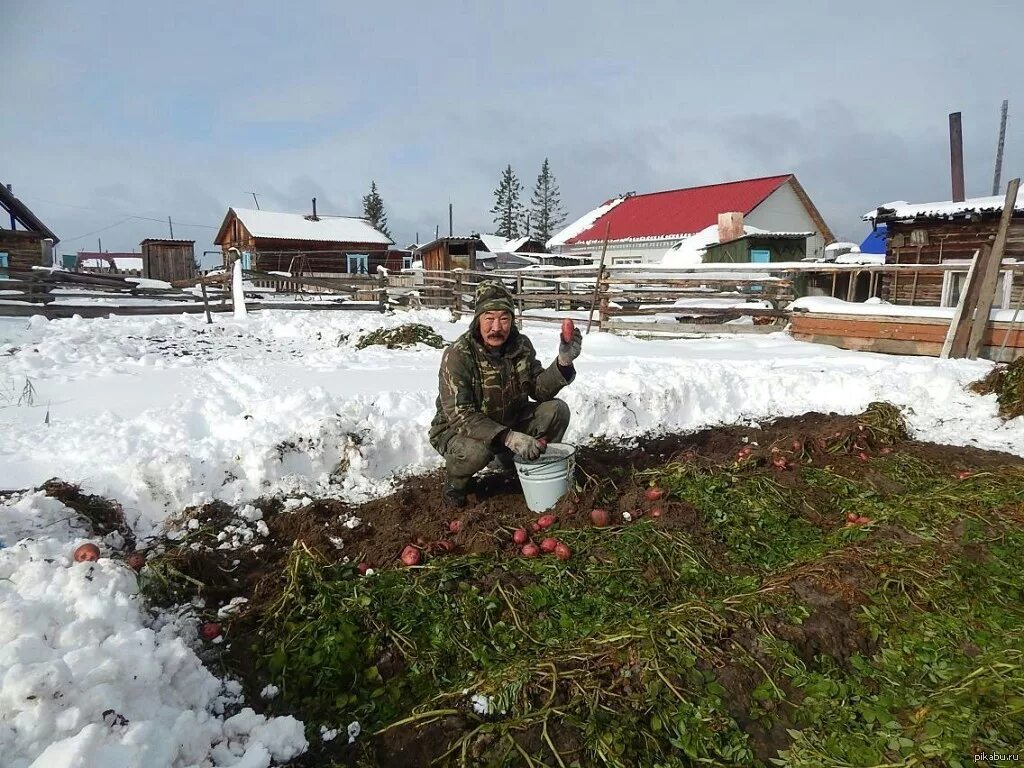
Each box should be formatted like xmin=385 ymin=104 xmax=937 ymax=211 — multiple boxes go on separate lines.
xmin=789 ymin=296 xmax=1023 ymax=322
xmin=660 ymin=223 xmax=776 ymax=266
xmin=0 ymin=494 xmax=307 ymax=768
xmin=1 ymin=308 xmax=1022 ymax=537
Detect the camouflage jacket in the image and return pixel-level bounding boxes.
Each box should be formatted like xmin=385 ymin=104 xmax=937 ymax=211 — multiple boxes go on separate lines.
xmin=429 ymin=323 xmax=574 ymax=451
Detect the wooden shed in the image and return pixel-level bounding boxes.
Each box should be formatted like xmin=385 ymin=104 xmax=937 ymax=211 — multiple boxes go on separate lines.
xmin=141 ymin=239 xmax=197 ymax=281
xmin=865 ymin=192 xmax=1024 ymax=309
xmin=415 ymin=237 xmax=484 ymax=271
xmin=214 ymin=204 xmax=393 ymax=276
xmin=702 ymin=232 xmax=810 ymax=264
xmin=0 ymin=183 xmax=58 ymax=271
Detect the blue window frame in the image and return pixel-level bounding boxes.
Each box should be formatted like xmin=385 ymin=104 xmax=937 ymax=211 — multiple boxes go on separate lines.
xmin=0 ymin=252 xmax=8 ymax=269
xmin=750 ymin=249 xmax=771 ymax=263
xmin=241 ymin=250 xmax=253 ymax=270
xmin=347 ymin=254 xmax=368 ymax=274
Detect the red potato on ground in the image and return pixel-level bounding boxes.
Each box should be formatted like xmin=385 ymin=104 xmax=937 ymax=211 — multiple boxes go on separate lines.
xmin=126 ymin=552 xmax=146 ymax=572
xmin=356 ymin=562 xmax=371 ymax=575
xmin=554 ymin=542 xmax=572 ymax=561
xmin=540 ymin=538 xmax=558 ymax=554
xmin=521 ymin=543 xmax=540 ymax=558
xmin=400 ymin=545 xmax=421 ymax=566
xmin=590 ymin=508 xmax=610 ymax=527
xmin=536 ymin=514 xmax=557 ymax=530
xmin=649 ymin=507 xmax=663 ymax=519
xmin=448 ymin=519 xmax=462 ymax=534
xmin=513 ymin=528 xmax=529 ymax=545
xmin=644 ymin=487 xmax=665 ymax=502
xmin=74 ymin=543 xmax=100 ymax=562
xmin=200 ymin=622 xmax=222 ymax=640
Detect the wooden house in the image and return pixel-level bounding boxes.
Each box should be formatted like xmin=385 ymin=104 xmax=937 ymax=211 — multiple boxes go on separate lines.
xmin=0 ymin=183 xmax=58 ymax=271
xmin=549 ymin=174 xmax=833 ymax=264
xmin=141 ymin=239 xmax=196 ymax=281
xmin=214 ymin=204 xmax=393 ymax=276
xmin=415 ymin=237 xmax=485 ymax=271
xmin=864 ymin=191 xmax=1024 ymax=309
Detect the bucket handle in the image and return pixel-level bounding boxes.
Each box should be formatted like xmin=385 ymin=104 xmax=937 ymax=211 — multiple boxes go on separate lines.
xmin=518 ymin=452 xmax=576 ymax=479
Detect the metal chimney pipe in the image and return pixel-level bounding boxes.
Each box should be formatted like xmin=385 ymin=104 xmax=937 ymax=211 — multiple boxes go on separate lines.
xmin=949 ymin=112 xmax=966 ymax=203
xmin=312 ymin=197 xmax=317 ymax=219
xmin=6 ymin=184 xmax=15 ymax=230
xmin=449 ymin=203 xmax=453 ymax=237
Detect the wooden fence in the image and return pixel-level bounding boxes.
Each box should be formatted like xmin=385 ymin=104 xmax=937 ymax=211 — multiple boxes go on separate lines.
xmin=4 ymin=263 xmax=1022 ymax=352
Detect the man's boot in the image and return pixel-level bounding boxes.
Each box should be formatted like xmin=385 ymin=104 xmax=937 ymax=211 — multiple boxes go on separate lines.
xmin=485 ymin=450 xmax=516 ymax=474
xmin=442 ymin=477 xmax=468 ymax=508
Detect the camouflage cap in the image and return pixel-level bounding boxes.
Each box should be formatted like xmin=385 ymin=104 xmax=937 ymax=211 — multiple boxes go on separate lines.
xmin=474 ymin=281 xmax=515 ymax=319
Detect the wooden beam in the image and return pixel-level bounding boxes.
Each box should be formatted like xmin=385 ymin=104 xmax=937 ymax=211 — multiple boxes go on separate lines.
xmin=940 ymin=248 xmax=979 ymax=358
xmin=966 ymin=177 xmax=1020 ymax=358
xmin=603 ymin=320 xmax=782 ymax=335
xmin=946 ymin=244 xmax=993 ymax=358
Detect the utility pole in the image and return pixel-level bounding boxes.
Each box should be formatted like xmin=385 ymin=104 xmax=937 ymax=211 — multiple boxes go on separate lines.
xmin=98 ymin=238 xmax=102 ymax=253
xmin=993 ymin=100 xmax=1009 ymax=196
xmin=250 ymin=192 xmax=261 ymax=210
xmin=168 ymin=216 xmax=174 ymax=238
xmin=449 ymin=203 xmax=453 ymax=237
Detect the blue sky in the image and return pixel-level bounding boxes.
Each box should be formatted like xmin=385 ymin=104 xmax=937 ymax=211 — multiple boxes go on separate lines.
xmin=2 ymin=0 xmax=1021 ymax=253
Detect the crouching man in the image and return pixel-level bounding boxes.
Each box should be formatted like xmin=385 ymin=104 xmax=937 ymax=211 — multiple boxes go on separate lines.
xmin=429 ymin=281 xmax=582 ymax=508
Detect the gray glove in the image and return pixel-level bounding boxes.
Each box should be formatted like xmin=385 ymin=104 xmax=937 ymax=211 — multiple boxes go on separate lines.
xmin=504 ymin=430 xmax=543 ymax=460
xmin=558 ymin=328 xmax=583 ymax=367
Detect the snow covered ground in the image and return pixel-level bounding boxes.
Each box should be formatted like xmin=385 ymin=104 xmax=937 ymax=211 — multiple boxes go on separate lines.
xmin=1 ymin=307 xmax=1021 ymax=767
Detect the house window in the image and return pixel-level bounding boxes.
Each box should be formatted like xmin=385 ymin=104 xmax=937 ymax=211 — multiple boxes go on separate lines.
xmin=402 ymin=256 xmax=412 ymax=269
xmin=610 ymin=256 xmax=642 ymax=265
xmin=750 ymin=249 xmax=771 ymax=263
xmin=0 ymin=252 xmax=8 ymax=270
xmin=941 ymin=262 xmax=1013 ymax=309
xmin=347 ymin=254 xmax=368 ymax=274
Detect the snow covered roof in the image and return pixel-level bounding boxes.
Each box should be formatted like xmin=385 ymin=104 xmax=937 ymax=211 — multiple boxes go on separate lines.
xmin=825 ymin=241 xmax=859 ymax=251
xmin=864 ymin=189 xmax=1024 ymax=223
xmin=547 ymin=196 xmax=627 ymax=248
xmin=478 ymin=234 xmax=511 ymax=253
xmin=553 ymin=175 xmax=800 ymax=247
xmin=506 ymin=236 xmax=532 ymax=252
xmin=219 ymin=208 xmax=393 ymax=245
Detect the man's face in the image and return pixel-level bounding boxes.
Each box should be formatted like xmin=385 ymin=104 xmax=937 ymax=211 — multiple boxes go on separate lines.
xmin=479 ymin=310 xmax=512 ymax=349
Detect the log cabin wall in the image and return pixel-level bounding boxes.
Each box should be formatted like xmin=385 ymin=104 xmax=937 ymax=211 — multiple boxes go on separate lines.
xmin=0 ymin=230 xmax=45 ymax=270
xmin=880 ymin=217 xmax=1024 ymax=307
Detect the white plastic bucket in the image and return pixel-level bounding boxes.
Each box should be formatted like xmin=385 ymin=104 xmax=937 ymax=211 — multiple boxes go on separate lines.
xmin=513 ymin=442 xmax=576 ymax=513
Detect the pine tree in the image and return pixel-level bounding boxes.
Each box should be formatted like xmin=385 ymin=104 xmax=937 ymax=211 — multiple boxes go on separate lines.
xmin=530 ymin=158 xmax=566 ymax=243
xmin=362 ymin=181 xmax=391 ymax=238
xmin=490 ymin=165 xmax=525 ymax=239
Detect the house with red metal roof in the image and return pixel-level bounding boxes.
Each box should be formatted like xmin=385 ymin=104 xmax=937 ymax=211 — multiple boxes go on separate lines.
xmin=547 ymin=174 xmax=834 ymax=265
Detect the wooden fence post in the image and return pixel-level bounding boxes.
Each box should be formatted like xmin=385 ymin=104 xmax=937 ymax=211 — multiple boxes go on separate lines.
xmin=515 ymin=275 xmax=523 ymax=323
xmin=597 ymin=267 xmax=609 ymax=332
xmin=200 ymin=281 xmax=213 ymax=324
xmin=452 ymin=271 xmax=462 ymax=320
xmin=378 ymin=271 xmax=387 ymax=313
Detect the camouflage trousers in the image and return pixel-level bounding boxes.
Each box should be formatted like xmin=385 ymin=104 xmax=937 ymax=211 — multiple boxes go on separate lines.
xmin=443 ymin=399 xmax=570 ymax=489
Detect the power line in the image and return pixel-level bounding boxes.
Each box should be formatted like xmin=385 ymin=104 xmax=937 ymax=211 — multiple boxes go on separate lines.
xmin=61 ymin=217 xmax=138 ymax=243
xmin=62 ymin=215 xmax=217 ymax=243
